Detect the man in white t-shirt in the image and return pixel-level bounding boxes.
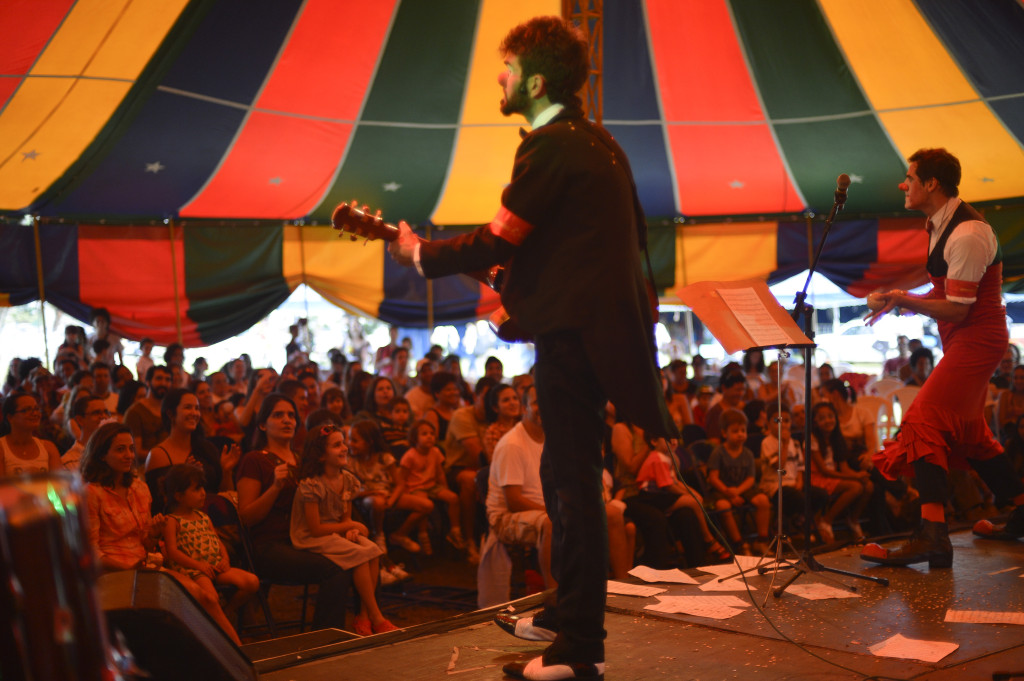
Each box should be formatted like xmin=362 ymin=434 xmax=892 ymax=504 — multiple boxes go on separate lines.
xmin=486 ymin=385 xmax=554 ymax=589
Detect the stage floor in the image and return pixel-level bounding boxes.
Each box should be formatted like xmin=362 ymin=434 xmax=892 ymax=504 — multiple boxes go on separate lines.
xmin=252 ymin=529 xmax=1024 ymax=680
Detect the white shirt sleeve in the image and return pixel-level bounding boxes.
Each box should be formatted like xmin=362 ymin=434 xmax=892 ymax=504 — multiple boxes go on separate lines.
xmin=943 ymin=220 xmax=997 ymax=304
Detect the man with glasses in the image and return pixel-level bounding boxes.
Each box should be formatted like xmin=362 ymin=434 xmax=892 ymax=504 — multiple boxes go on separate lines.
xmin=61 ymin=395 xmax=111 ymax=471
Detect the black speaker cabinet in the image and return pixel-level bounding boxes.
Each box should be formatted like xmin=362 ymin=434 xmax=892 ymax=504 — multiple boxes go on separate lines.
xmin=98 ymin=570 xmax=256 ymax=681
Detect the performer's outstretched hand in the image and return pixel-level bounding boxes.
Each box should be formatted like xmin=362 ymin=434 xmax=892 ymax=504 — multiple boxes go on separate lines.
xmin=864 ymin=289 xmax=906 ymax=326
xmin=388 ymin=220 xmax=420 ymax=267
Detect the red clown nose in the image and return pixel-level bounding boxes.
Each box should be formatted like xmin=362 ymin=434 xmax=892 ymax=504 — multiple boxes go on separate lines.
xmin=898 ymin=182 xmax=909 ymax=191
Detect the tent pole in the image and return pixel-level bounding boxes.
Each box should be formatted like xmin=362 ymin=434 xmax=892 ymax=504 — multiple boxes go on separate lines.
xmin=426 ymin=224 xmax=434 ymax=332
xmin=32 ymin=216 xmax=50 ymax=369
xmin=168 ymin=220 xmax=183 ymax=345
xmin=297 ymin=223 xmax=312 ymax=350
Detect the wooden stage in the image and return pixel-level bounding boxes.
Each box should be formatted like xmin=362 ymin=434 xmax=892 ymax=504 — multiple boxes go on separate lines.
xmin=246 ymin=528 xmax=1024 ymax=680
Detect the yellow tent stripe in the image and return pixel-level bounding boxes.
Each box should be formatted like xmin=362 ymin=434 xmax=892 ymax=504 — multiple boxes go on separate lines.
xmin=675 ymin=222 xmax=778 ymax=288
xmin=0 ymin=0 xmax=189 ymax=210
xmin=431 ymin=0 xmax=558 ymax=226
xmin=283 ymin=226 xmax=386 ymax=319
xmin=820 ymin=0 xmax=974 ymax=109
xmin=821 ymin=0 xmax=1024 ymax=203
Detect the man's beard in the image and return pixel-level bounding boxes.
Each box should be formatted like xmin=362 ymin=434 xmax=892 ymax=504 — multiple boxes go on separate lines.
xmin=500 ymin=87 xmax=530 ymax=117
xmin=151 ymin=385 xmax=168 ymax=400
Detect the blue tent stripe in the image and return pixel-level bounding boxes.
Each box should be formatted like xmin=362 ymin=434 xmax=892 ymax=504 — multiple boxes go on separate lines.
xmin=915 ymin=0 xmax=1024 ymax=144
xmin=36 ymin=0 xmax=303 ymax=218
xmin=772 ymin=219 xmax=878 ymax=292
xmin=603 ymin=0 xmax=675 ymax=218
xmin=380 ymin=244 xmax=486 ymax=327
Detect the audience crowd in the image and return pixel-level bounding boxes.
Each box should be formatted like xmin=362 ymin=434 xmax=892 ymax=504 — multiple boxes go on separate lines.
xmin=3 ymin=310 xmax=1024 ymax=639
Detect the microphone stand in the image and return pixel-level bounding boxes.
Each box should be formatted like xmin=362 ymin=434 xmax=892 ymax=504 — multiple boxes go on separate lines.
xmin=769 ymin=181 xmax=889 ymax=597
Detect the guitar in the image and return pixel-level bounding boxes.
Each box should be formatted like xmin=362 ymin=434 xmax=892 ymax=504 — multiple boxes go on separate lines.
xmin=331 ymin=202 xmax=527 ymax=342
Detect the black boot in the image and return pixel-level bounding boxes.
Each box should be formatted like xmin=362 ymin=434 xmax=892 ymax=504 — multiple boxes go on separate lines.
xmin=860 ymin=519 xmax=952 ymax=568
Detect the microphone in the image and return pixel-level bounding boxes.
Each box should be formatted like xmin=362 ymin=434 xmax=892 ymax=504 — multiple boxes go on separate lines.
xmin=827 ymin=173 xmax=851 ymax=223
xmin=835 ymin=173 xmax=850 ymax=206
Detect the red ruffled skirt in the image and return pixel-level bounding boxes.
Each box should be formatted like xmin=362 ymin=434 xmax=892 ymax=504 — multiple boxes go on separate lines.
xmin=874 ymin=308 xmax=1006 ymax=479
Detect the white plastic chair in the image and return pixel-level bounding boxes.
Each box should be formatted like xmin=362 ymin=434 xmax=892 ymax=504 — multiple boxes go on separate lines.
xmin=870 ymin=377 xmax=903 ymax=398
xmin=892 ymin=386 xmax=921 ymax=425
xmin=858 ymin=395 xmax=894 ymax=440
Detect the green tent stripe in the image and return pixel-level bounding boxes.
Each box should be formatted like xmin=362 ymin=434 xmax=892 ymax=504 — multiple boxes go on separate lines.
xmin=309 ymin=0 xmax=481 ymax=225
xmin=360 ymin=0 xmax=480 ymax=124
xmin=730 ymin=0 xmax=907 ymax=214
xmin=184 ymin=223 xmax=292 ymax=345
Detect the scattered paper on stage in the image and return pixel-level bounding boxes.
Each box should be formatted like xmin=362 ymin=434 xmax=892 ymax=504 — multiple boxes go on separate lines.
xmin=785 ymin=583 xmax=859 ymax=600
xmin=607 ymin=581 xmax=666 ymax=598
xmin=645 ymin=595 xmax=749 ymax=620
xmin=869 ymin=634 xmax=958 ymax=663
xmin=696 ymin=555 xmax=777 ymax=578
xmin=699 ymin=577 xmax=755 ymax=592
xmin=627 ymin=566 xmax=699 ymax=584
xmin=945 ymin=609 xmax=1024 ymax=625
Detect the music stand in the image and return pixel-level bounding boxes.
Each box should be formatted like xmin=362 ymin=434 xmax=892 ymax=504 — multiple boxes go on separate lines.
xmin=677 ymin=278 xmax=887 ymax=597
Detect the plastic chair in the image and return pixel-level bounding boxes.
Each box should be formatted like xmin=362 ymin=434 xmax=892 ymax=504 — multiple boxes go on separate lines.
xmin=869 ymin=377 xmax=903 ymax=398
xmin=892 ymin=386 xmax=921 ymax=425
xmin=857 ymin=395 xmax=894 ymax=440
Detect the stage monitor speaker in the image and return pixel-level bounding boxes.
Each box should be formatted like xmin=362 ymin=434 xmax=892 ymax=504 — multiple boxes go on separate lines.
xmin=97 ymin=570 xmax=256 ymax=681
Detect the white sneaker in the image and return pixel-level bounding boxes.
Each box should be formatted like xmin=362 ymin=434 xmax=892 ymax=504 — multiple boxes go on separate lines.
xmin=390 ymin=564 xmax=412 ymax=581
xmin=379 ymin=567 xmax=398 ymax=586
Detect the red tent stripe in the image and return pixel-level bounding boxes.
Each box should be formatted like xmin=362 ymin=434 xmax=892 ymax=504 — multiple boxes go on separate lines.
xmin=179 ymin=0 xmax=397 ymax=219
xmin=0 ymin=0 xmax=73 ymax=108
xmin=645 ymin=0 xmax=802 ymax=215
xmin=77 ymin=225 xmax=198 ymax=345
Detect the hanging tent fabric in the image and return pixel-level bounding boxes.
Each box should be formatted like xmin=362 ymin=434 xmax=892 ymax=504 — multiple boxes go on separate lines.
xmin=2 ymin=0 xmax=1024 ymax=345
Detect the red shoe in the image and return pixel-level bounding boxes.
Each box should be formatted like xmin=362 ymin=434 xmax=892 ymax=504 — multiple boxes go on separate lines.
xmin=353 ymin=615 xmax=372 ymax=636
xmin=372 ymin=619 xmax=399 ymax=634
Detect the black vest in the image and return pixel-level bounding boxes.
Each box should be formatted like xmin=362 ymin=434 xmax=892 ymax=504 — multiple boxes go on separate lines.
xmin=926 ymin=201 xmax=1001 ymax=278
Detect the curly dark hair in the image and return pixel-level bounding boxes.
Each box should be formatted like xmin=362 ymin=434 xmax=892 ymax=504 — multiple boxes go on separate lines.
xmin=80 ymin=423 xmax=135 ymax=488
xmin=499 ymin=16 xmax=589 ymax=108
xmin=909 ymin=148 xmax=960 ymax=197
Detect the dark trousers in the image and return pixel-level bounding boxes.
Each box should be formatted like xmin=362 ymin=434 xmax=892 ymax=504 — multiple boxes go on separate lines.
xmin=254 ymin=539 xmax=352 ymax=630
xmin=534 ymin=330 xmax=608 ymax=664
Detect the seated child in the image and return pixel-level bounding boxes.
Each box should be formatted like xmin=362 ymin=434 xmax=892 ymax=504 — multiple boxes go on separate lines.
xmin=759 ymin=404 xmax=827 ymax=534
xmin=161 ymin=464 xmax=259 ymax=646
xmin=636 ymin=435 xmax=731 ymax=562
xmin=290 ymin=424 xmax=398 ymax=636
xmin=400 ymin=419 xmax=464 ymax=554
xmin=346 ymin=419 xmax=433 ymax=561
xmin=707 ymin=409 xmax=771 ymax=554
xmin=380 ymin=397 xmax=411 ymax=458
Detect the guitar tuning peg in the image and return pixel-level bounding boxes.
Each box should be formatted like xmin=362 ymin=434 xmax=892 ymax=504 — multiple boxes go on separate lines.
xmin=362 ymin=204 xmax=370 ymax=214
xmin=349 ymin=235 xmax=358 ymax=241
xmin=375 ymin=209 xmax=382 ymax=218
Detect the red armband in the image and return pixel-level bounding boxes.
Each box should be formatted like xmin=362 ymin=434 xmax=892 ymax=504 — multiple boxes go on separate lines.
xmin=945 ymin=278 xmax=979 ymax=300
xmin=488 ymin=206 xmax=535 ymax=246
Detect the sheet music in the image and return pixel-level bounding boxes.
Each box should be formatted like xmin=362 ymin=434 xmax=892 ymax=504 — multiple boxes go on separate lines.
xmin=627 ymin=566 xmax=699 ymax=584
xmin=606 ymin=581 xmax=666 ymax=598
xmin=868 ymin=634 xmax=958 ymax=663
xmin=944 ymin=609 xmax=1024 ymax=625
xmin=717 ymin=287 xmax=793 ymax=347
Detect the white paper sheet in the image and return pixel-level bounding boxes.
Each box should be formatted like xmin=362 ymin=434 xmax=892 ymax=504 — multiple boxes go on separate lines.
xmin=717 ymin=287 xmax=793 ymax=347
xmin=606 ymin=580 xmax=666 ymax=598
xmin=869 ymin=634 xmax=958 ymax=663
xmin=785 ymin=583 xmax=860 ymax=600
xmin=627 ymin=566 xmax=699 ymax=584
xmin=944 ymin=609 xmax=1024 ymax=625
xmin=644 ymin=595 xmax=749 ymax=620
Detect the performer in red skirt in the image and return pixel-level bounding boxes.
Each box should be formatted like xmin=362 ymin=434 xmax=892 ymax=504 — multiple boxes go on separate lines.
xmin=860 ymin=148 xmax=1024 ymax=568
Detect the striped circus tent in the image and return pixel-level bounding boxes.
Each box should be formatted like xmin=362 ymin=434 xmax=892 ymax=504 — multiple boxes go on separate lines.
xmin=2 ymin=0 xmax=1024 ymax=345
